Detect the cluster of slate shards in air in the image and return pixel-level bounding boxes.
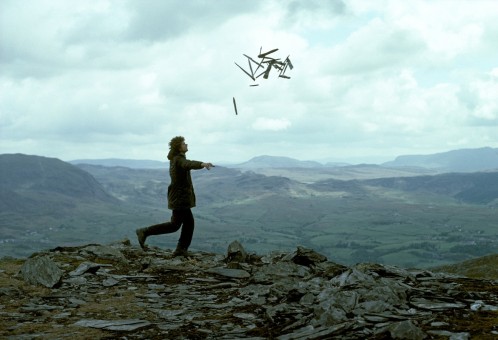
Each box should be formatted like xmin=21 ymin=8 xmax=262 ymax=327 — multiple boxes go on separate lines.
xmin=233 ymin=47 xmax=293 ymax=115
xmin=235 ymin=47 xmax=293 ymax=85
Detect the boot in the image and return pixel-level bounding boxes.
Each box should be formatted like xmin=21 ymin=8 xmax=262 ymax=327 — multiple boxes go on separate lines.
xmin=136 ymin=223 xmax=169 ymax=250
xmin=173 ymin=245 xmax=189 ymax=257
xmin=136 ymin=228 xmax=147 ymax=250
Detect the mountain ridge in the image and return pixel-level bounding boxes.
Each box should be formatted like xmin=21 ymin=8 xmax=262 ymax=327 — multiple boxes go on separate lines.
xmin=234 ymin=155 xmax=325 ymax=169
xmin=1 ymin=153 xmax=497 ymax=268
xmin=67 ymin=146 xmax=498 ymax=173
xmin=70 ymin=158 xmax=167 ymax=169
xmin=383 ymin=146 xmax=498 ymax=172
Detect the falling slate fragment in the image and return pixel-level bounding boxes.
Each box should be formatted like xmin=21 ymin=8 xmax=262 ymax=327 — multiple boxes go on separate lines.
xmin=258 ymin=48 xmax=279 ymax=58
xmin=234 ymin=62 xmax=255 ymax=81
xmin=233 ymin=97 xmax=238 ymax=115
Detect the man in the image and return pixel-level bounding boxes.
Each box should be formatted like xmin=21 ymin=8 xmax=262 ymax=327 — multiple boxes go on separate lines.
xmin=136 ymin=136 xmax=213 ymax=256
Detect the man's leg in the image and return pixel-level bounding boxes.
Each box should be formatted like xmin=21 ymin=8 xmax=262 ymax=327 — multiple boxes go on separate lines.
xmin=136 ymin=210 xmax=183 ymax=249
xmin=174 ymin=209 xmax=194 ymax=256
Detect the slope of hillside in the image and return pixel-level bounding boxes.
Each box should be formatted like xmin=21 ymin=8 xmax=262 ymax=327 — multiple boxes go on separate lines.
xmin=0 ymin=154 xmax=116 ymax=204
xmin=0 ymin=154 xmax=129 ymax=258
xmin=76 ymin=164 xmax=310 ymax=207
xmin=241 ymin=164 xmax=437 ymax=183
xmin=432 ymin=253 xmax=498 ymax=280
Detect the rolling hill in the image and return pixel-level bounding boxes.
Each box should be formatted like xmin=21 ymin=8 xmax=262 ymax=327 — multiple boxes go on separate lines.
xmin=0 ymin=154 xmax=126 ymax=257
xmin=0 ymin=153 xmax=116 ymax=211
xmin=1 ymin=153 xmax=497 ymax=268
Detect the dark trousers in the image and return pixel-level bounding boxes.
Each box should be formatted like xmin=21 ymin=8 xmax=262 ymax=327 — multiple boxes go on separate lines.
xmin=145 ymin=209 xmax=195 ymax=249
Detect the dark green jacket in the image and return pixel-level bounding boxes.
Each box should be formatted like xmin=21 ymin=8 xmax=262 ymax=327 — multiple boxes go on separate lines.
xmin=167 ymin=153 xmax=203 ymax=209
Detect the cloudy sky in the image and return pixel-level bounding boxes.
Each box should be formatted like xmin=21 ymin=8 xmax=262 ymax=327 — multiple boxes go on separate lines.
xmin=1 ymin=0 xmax=497 ymax=164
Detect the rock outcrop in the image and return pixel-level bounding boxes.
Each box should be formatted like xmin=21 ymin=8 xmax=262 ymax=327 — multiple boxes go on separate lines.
xmin=1 ymin=240 xmax=497 ymax=339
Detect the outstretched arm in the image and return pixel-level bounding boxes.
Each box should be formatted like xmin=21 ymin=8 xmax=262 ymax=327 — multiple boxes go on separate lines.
xmin=201 ymin=162 xmax=214 ymax=170
xmin=176 ymin=155 xmax=213 ymax=170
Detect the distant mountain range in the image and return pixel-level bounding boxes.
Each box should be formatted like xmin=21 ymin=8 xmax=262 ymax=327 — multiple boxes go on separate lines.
xmin=2 ymin=150 xmax=498 ymax=264
xmin=234 ymin=155 xmax=325 ymax=169
xmin=382 ymin=147 xmax=498 ymax=172
xmin=69 ymin=147 xmax=498 ymax=172
xmin=70 ymin=158 xmax=167 ymax=169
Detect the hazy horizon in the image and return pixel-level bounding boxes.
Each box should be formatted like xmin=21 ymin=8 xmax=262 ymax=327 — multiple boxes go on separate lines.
xmin=1 ymin=144 xmax=492 ymax=167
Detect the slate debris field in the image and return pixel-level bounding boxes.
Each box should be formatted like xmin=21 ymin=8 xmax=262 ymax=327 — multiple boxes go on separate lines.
xmin=0 ymin=240 xmax=497 ymax=339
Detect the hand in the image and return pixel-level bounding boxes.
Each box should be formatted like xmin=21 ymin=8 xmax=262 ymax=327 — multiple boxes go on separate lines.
xmin=202 ymin=162 xmax=214 ymax=170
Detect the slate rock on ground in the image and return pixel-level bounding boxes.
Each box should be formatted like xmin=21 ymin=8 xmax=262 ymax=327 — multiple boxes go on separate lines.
xmin=0 ymin=241 xmax=496 ymax=339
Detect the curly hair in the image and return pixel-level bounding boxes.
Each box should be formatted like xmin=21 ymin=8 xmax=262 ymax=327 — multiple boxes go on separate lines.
xmin=168 ymin=136 xmax=185 ymax=160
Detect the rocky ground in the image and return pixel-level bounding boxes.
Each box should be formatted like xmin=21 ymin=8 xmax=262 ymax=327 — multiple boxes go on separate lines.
xmin=0 ymin=240 xmax=497 ymax=339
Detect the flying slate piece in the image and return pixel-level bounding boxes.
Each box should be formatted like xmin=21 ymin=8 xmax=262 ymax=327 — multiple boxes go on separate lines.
xmin=277 ymin=56 xmax=290 ymax=76
xmin=243 ymin=54 xmax=264 ymax=75
xmin=258 ymin=48 xmax=279 ymax=58
xmin=284 ymin=56 xmax=293 ymax=70
xmin=263 ymin=59 xmax=276 ymax=79
xmin=248 ymin=57 xmax=254 ymax=77
xmin=233 ymin=97 xmax=238 ymax=115
xmin=234 ymin=62 xmax=255 ymax=81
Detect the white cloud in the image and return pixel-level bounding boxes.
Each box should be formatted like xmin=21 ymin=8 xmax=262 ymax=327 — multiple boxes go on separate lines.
xmin=1 ymin=0 xmax=498 ymax=164
xmin=252 ymin=118 xmax=291 ymax=131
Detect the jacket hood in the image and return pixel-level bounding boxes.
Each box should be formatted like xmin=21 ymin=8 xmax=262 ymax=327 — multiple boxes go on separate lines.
xmin=167 ymin=149 xmax=176 ymax=160
xmin=167 ymin=150 xmax=184 ymax=160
